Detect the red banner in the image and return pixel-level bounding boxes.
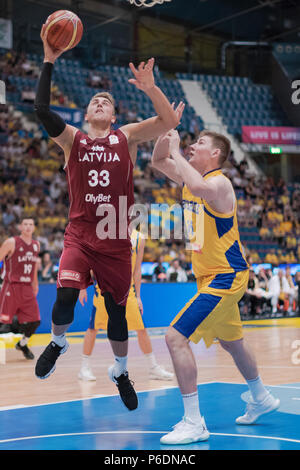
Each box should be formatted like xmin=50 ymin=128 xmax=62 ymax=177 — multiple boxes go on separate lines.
xmin=242 ymin=126 xmax=300 ymax=145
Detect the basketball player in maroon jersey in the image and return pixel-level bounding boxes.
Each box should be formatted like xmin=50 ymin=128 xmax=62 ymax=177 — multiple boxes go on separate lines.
xmin=0 ymin=217 xmax=40 ymax=360
xmin=34 ymin=24 xmax=180 ymax=410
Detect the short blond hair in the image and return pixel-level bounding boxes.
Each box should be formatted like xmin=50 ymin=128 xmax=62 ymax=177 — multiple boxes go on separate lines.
xmin=200 ymin=130 xmax=231 ymax=166
xmin=90 ymin=92 xmax=116 ymax=113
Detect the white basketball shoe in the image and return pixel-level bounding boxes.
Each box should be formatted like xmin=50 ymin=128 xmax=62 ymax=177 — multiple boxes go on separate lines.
xmin=160 ymin=416 xmax=210 ymax=445
xmin=149 ymin=364 xmax=174 ymax=381
xmin=236 ymin=392 xmax=280 ymax=424
xmin=78 ymin=365 xmax=96 ymax=381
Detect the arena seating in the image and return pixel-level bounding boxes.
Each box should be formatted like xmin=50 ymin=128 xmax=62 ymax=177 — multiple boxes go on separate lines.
xmin=272 ymin=43 xmax=300 ymax=81
xmin=176 ymin=72 xmax=291 ymax=137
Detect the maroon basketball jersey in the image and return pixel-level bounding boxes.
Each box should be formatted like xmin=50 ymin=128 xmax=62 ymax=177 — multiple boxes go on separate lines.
xmin=4 ymin=237 xmax=40 ymax=284
xmin=65 ymin=128 xmax=134 ymax=246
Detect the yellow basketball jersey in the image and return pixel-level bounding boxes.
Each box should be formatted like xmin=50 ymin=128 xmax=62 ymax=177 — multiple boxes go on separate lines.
xmin=182 ymin=169 xmax=248 ymax=278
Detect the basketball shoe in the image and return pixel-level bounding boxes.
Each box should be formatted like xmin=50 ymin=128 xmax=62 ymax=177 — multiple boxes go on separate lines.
xmin=108 ymin=365 xmax=138 ymax=411
xmin=35 ymin=340 xmax=69 ymax=379
xmin=78 ymin=365 xmax=96 ymax=381
xmin=236 ymin=392 xmax=280 ymax=424
xmin=160 ymin=416 xmax=210 ymax=445
xmin=149 ymin=364 xmax=174 ymax=381
xmin=15 ymin=341 xmax=34 ymax=360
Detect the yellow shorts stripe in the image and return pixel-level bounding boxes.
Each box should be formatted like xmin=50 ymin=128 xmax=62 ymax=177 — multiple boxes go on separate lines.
xmin=171 ymin=270 xmax=249 ymax=348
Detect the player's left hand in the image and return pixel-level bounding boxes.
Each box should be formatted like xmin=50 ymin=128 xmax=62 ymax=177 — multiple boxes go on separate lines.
xmin=128 ymin=58 xmax=155 ymax=92
xmin=172 ymin=101 xmax=185 ymax=127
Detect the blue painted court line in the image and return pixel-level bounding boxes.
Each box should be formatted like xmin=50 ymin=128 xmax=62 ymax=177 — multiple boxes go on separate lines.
xmin=0 ymin=382 xmax=299 ymax=450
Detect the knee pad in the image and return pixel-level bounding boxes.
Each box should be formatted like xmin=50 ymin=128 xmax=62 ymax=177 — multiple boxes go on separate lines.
xmin=52 ymin=287 xmax=79 ymax=326
xmin=11 ymin=316 xmax=20 ymax=334
xmin=0 ymin=323 xmax=12 ymax=334
xmin=104 ymin=292 xmax=128 ymax=342
xmin=19 ymin=321 xmax=41 ymax=338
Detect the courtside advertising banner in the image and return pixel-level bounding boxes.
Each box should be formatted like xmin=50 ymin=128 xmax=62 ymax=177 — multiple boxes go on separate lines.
xmin=242 ymin=126 xmax=300 ymax=145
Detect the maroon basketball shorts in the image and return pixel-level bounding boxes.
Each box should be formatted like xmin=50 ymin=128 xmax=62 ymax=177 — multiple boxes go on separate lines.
xmin=57 ymin=223 xmax=132 ymax=306
xmin=0 ymin=282 xmax=40 ymax=324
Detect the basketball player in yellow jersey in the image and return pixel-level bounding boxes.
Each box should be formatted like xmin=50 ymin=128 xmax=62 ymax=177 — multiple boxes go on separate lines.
xmin=78 ymin=229 xmax=174 ymax=381
xmin=152 ymin=128 xmax=280 ymax=445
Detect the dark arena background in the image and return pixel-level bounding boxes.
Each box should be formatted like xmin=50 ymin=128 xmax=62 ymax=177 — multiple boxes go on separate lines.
xmin=0 ymin=0 xmax=300 ymax=454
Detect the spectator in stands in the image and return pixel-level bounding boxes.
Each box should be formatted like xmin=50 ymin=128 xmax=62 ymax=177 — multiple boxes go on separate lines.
xmin=268 ymin=269 xmax=291 ymax=315
xmin=166 ymin=258 xmax=188 ymax=283
xmin=40 ymin=251 xmax=56 ymax=283
xmin=179 ymin=252 xmax=195 ymax=281
xmin=152 ymin=255 xmax=167 ymax=282
xmin=2 ymin=204 xmax=16 ymax=227
xmin=243 ymin=269 xmax=264 ymax=317
xmin=265 ymin=249 xmax=279 ymax=266
xmin=295 ymin=272 xmax=300 ymax=314
xmin=21 ymin=87 xmax=36 ymax=103
xmin=285 ymin=266 xmax=297 ymax=313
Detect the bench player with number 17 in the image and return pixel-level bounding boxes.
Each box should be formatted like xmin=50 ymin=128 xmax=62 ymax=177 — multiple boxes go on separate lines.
xmin=33 ymin=21 xmax=180 ymax=411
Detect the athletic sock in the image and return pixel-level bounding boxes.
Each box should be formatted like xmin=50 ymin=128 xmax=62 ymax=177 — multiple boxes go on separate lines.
xmin=113 ymin=355 xmax=128 ymax=377
xmin=81 ymin=354 xmax=90 ymax=368
xmin=144 ymin=352 xmax=157 ymax=369
xmin=51 ymin=332 xmax=66 ymax=348
xmin=182 ymin=391 xmax=202 ymax=423
xmin=247 ymin=375 xmax=269 ymax=402
xmin=19 ymin=336 xmax=28 ymax=347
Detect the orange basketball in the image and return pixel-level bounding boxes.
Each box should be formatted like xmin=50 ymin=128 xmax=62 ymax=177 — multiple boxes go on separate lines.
xmin=45 ymin=10 xmax=83 ymax=51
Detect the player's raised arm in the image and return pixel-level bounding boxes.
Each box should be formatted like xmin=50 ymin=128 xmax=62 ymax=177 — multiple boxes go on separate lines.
xmin=120 ymin=58 xmax=180 ymax=144
xmin=34 ymin=24 xmax=77 ymax=164
xmin=151 ymin=133 xmax=183 ymax=185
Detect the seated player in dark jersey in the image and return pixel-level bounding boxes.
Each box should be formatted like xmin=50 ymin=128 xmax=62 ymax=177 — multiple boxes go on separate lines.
xmin=0 ymin=217 xmax=40 ymax=360
xmin=33 ymin=23 xmax=181 ymax=411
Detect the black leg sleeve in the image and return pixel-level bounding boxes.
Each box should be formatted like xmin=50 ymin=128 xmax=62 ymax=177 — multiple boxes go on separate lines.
xmin=34 ymin=62 xmax=66 ymax=138
xmin=52 ymin=287 xmax=79 ymax=326
xmin=104 ymin=292 xmax=128 ymax=342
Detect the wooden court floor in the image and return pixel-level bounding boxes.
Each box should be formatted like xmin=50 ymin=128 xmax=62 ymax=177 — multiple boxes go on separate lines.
xmin=1 ymin=317 xmax=300 ymax=409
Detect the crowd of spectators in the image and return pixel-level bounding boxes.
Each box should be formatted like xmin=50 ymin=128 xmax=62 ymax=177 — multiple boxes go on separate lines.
xmin=0 ymin=48 xmax=300 ymax=318
xmin=239 ymin=261 xmax=300 ymax=318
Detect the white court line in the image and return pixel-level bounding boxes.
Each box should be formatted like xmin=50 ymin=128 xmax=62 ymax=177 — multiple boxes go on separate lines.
xmin=0 ymin=381 xmax=217 ymax=411
xmin=0 ymin=431 xmax=299 ymax=445
xmin=1 ymin=381 xmax=299 ymax=412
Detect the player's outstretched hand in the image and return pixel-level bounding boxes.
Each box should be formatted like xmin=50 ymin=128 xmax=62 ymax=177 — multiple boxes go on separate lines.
xmin=173 ymin=101 xmax=185 ymax=127
xmin=128 ymin=58 xmax=155 ymax=92
xmin=41 ymin=24 xmax=64 ymax=64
